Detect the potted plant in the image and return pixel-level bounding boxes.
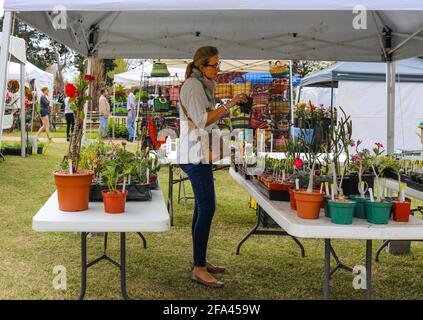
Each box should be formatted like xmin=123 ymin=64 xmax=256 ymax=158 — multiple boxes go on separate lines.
xmin=37 ymin=142 xmax=45 ymax=155
xmin=325 ymin=145 xmax=356 ymax=225
xmin=386 ymin=156 xmax=411 ymax=222
xmin=54 ymin=74 xmax=95 ymax=212
xmin=347 ymin=140 xmax=372 ymax=219
xmin=100 ymin=158 xmax=129 ymax=214
xmin=78 ymin=139 xmax=113 ymax=201
xmin=293 ymin=103 xmax=325 ymax=219
xmin=366 ymin=143 xmax=393 ymax=224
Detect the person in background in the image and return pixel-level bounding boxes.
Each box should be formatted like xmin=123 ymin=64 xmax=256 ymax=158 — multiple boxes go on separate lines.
xmin=64 ymin=95 xmax=75 ymax=142
xmin=126 ymin=86 xmax=137 ymax=141
xmin=36 ymin=87 xmax=52 ymax=141
xmin=98 ymin=88 xmax=110 ymax=138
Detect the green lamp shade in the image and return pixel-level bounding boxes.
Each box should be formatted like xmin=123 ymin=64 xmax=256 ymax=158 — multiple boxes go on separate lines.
xmin=151 ymin=62 xmax=170 ymax=78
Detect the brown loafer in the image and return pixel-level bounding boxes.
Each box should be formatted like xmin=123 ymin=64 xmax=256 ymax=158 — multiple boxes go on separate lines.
xmin=191 ymin=273 xmax=224 ymax=288
xmin=191 ymin=262 xmax=226 ymax=274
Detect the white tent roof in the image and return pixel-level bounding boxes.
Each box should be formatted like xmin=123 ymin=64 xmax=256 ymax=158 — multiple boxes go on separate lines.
xmin=7 ymin=60 xmax=54 ymax=84
xmin=301 ymin=58 xmax=423 ymax=86
xmin=0 ymin=31 xmax=26 ymax=64
xmin=114 ymin=61 xmax=185 ymax=85
xmin=5 ymin=1 xmax=423 ymax=61
xmin=152 ymin=59 xmax=273 ymax=73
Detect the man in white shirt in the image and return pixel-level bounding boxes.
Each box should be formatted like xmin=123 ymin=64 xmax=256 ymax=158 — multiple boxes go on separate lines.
xmin=98 ymin=88 xmax=110 ymax=138
xmin=126 ymin=86 xmax=137 ymax=141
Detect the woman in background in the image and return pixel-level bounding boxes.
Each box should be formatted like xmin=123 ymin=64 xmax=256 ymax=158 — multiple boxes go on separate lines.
xmin=36 ymin=87 xmax=52 ymax=141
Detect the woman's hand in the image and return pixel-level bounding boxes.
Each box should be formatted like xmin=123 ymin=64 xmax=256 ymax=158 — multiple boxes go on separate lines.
xmin=227 ymin=94 xmax=248 ymax=109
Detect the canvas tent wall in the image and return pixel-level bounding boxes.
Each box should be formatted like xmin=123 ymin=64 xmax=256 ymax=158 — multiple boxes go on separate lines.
xmin=299 ymin=58 xmax=423 ymax=152
xmin=0 ymin=31 xmax=27 ymax=157
xmin=2 ymin=1 xmax=423 ymax=153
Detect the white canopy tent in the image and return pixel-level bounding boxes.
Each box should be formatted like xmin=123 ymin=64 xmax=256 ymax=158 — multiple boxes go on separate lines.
xmin=114 ymin=61 xmax=186 ymax=85
xmin=299 ymin=58 xmax=423 ymax=152
xmin=148 ymin=59 xmax=275 ymax=73
xmin=0 ymin=31 xmax=27 ymax=158
xmin=2 ymin=1 xmax=423 ymax=153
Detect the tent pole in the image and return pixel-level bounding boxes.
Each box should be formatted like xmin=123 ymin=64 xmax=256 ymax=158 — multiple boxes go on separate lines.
xmin=387 ymin=61 xmax=396 ymax=155
xmin=0 ymin=11 xmax=13 ymax=147
xmin=20 ymin=63 xmax=26 ymax=157
xmin=134 ymin=59 xmax=146 ymax=144
xmin=289 ymin=60 xmax=295 ymax=142
xmin=82 ymin=57 xmax=93 ymax=145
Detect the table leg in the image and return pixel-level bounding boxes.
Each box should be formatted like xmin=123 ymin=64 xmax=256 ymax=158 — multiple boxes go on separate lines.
xmin=137 ymin=232 xmax=147 ymax=249
xmin=323 ymin=239 xmax=331 ymax=300
xmin=120 ymin=232 xmax=133 ymax=300
xmin=236 ymin=210 xmax=261 ymax=255
xmin=375 ymin=240 xmax=390 ymax=262
xmin=168 ymin=164 xmax=174 ymax=226
xmin=366 ymin=240 xmax=372 ymax=300
xmin=79 ymin=232 xmax=87 ymax=300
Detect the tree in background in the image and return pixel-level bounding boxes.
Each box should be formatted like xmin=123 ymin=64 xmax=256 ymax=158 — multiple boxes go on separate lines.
xmin=293 ymin=60 xmax=335 ymax=78
xmin=105 ymin=59 xmax=127 ymax=86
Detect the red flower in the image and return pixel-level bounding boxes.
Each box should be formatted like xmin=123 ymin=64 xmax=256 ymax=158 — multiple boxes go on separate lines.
xmin=84 ymin=74 xmax=95 ymax=81
xmin=375 ymin=142 xmax=383 ymax=149
xmin=65 ymin=83 xmax=78 ymax=98
xmin=293 ymin=157 xmax=304 ymax=169
xmin=350 ymin=140 xmax=356 ymax=147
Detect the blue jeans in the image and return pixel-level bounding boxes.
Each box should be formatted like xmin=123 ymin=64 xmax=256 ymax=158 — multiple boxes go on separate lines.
xmin=98 ymin=116 xmax=108 ymax=137
xmin=179 ymin=164 xmax=216 ymax=267
xmin=127 ymin=112 xmax=136 ymax=139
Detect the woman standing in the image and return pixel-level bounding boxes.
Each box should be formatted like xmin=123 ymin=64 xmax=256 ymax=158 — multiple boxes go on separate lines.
xmin=64 ymin=95 xmax=75 ymax=142
xmin=179 ymin=46 xmax=246 ymax=288
xmin=36 ymin=87 xmax=52 ymax=141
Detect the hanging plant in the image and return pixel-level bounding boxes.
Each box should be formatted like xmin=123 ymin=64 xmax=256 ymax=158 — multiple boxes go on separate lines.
xmin=7 ymin=80 xmax=19 ymax=94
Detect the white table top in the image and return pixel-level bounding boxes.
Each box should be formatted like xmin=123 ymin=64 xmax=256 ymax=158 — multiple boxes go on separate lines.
xmin=33 ymin=185 xmax=170 ymax=233
xmin=230 ymin=168 xmax=423 ymax=240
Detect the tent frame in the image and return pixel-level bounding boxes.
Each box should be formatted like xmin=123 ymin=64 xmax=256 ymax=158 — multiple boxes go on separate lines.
xmin=2 ymin=9 xmax=423 ymax=155
xmin=0 ymin=11 xmax=27 ymax=158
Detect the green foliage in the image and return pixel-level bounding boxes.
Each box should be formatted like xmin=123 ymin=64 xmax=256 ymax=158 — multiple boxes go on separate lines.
xmin=114 ymin=107 xmax=128 ymax=116
xmin=79 ymin=140 xmax=113 ymax=175
xmin=108 ymin=120 xmax=128 ymax=138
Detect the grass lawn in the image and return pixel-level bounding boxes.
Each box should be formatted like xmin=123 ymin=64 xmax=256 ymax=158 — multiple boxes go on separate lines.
xmin=3 ymin=126 xmax=100 ymax=140
xmin=1 ymin=143 xmax=423 ymax=300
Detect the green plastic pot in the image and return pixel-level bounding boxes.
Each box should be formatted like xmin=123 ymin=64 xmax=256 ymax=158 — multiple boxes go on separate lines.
xmin=324 ymin=197 xmax=331 ymax=218
xmin=328 ymin=200 xmax=356 ymax=225
xmin=349 ymin=195 xmax=368 ymax=219
xmin=365 ymin=200 xmax=392 ymax=224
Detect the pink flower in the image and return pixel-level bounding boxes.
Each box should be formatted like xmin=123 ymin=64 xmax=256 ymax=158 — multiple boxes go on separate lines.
xmin=352 ymin=154 xmax=361 ymax=164
xmin=375 ymin=142 xmax=383 ymax=149
xmin=350 ymin=140 xmax=356 ymax=147
xmin=293 ymin=157 xmax=304 ymax=169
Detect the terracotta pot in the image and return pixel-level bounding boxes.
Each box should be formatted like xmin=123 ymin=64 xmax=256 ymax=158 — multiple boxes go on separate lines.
xmin=392 ymin=200 xmax=411 ymax=222
xmin=294 ymin=190 xmax=324 ymax=219
xmin=288 ymin=187 xmax=297 ymax=210
xmin=102 ymin=190 xmax=127 ymax=214
xmin=54 ymin=170 xmax=94 ymax=212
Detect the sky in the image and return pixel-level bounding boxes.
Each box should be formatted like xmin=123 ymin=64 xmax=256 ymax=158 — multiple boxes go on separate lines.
xmin=0 ymin=0 xmax=3 ymax=17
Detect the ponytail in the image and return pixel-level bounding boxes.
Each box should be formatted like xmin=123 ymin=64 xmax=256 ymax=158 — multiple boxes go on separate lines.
xmin=185 ymin=61 xmax=195 ymax=80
